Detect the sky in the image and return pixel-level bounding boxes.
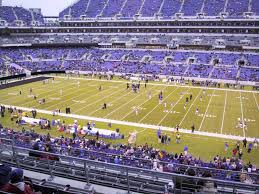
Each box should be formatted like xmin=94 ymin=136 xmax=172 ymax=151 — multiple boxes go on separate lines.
xmin=2 ymin=0 xmax=75 ymax=16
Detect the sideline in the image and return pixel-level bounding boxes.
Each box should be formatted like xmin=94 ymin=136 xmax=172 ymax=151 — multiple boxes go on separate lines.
xmin=1 ymin=104 xmax=255 ymax=142
xmin=53 ymin=75 xmax=259 ymax=94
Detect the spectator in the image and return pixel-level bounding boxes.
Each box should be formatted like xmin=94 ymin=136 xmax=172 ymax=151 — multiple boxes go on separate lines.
xmin=248 ymin=143 xmax=252 ymax=153
xmin=240 ymin=173 xmax=253 ymax=184
xmin=0 ymin=164 xmax=12 ymax=190
xmin=2 ymin=168 xmax=35 ymax=194
xmin=243 ymin=138 xmax=247 ymax=148
xmin=198 ymin=171 xmax=217 ymax=193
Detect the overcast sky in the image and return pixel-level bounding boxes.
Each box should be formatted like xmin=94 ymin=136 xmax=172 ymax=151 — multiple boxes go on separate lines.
xmin=2 ymin=0 xmax=75 ymax=16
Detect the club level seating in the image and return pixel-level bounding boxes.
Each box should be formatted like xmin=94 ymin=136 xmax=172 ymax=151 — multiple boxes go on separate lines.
xmin=1 ymin=34 xmax=258 ymax=48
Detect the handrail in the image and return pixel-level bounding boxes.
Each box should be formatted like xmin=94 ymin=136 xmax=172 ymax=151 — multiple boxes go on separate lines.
xmin=0 ymin=136 xmax=258 ymax=177
xmin=0 ymin=138 xmax=259 ymax=189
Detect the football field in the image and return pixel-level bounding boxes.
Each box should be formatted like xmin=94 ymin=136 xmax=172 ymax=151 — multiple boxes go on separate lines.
xmin=0 ymin=76 xmax=258 ymax=139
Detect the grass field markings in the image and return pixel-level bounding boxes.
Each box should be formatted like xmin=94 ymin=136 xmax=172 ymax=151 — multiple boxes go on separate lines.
xmin=87 ymin=90 xmax=133 ymax=115
xmin=0 ymin=81 xmax=65 ymax=103
xmin=119 ymin=86 xmax=167 ymax=120
xmin=239 ymin=92 xmax=246 ymax=137
xmin=103 ymin=85 xmax=157 ymax=119
xmin=0 ymin=78 xmax=70 ymax=100
xmin=2 ymin=81 xmax=79 ymax=106
xmin=2 ymin=103 xmax=256 ymax=142
xmin=138 ymin=86 xmax=180 ymax=123
xmin=73 ymin=86 xmax=126 ymax=114
xmin=54 ymin=75 xmax=259 ymax=94
xmin=198 ymin=89 xmax=216 ymax=131
xmin=28 ymin=81 xmax=93 ymax=108
xmin=179 ymin=89 xmax=203 ymax=127
xmin=46 ymin=83 xmax=123 ymax=110
xmin=39 ymin=83 xmax=107 ymax=109
xmin=253 ymin=92 xmax=259 ymax=111
xmin=220 ymin=91 xmax=228 ymax=134
xmin=136 ymin=128 xmax=147 ymax=134
xmin=157 ymin=88 xmax=191 ymax=126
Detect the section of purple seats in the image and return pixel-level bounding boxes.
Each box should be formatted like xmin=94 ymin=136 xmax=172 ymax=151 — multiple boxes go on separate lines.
xmin=226 ymin=0 xmax=249 ymax=17
xmin=160 ymin=0 xmax=181 ymax=17
xmin=182 ymin=0 xmax=203 ymax=16
xmin=120 ymin=0 xmax=142 ymax=18
xmin=141 ymin=0 xmax=163 ymax=17
xmin=203 ymin=0 xmax=225 ymax=16
xmin=102 ymin=0 xmax=125 ymax=17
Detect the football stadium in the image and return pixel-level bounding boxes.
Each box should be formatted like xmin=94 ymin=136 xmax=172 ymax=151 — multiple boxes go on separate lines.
xmin=0 ymin=0 xmax=259 ymax=193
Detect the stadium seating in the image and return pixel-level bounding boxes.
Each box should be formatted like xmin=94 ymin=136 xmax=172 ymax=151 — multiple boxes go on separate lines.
xmin=59 ymin=0 xmax=256 ymax=19
xmin=0 ymin=47 xmax=258 ymax=81
xmin=0 ymin=127 xmax=258 ymax=184
xmin=0 ymin=6 xmax=44 ymax=25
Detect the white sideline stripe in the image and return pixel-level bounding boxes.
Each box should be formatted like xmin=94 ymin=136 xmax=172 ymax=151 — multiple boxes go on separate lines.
xmin=138 ymin=86 xmax=179 ymax=123
xmin=104 ymin=85 xmax=156 ymax=118
xmin=2 ymin=104 xmax=255 ymax=142
xmin=53 ymin=75 xmax=259 ymax=94
xmin=120 ymin=85 xmax=166 ymax=120
xmin=157 ymin=88 xmax=191 ymax=126
xmin=220 ymin=91 xmax=228 ymax=134
xmin=253 ymin=92 xmax=259 ymax=111
xmin=239 ymin=92 xmax=246 ymax=137
xmin=198 ymin=90 xmax=216 ymax=131
xmin=179 ymin=89 xmax=202 ymax=126
xmin=73 ymin=86 xmax=125 ymax=113
xmin=88 ymin=90 xmax=132 ymax=115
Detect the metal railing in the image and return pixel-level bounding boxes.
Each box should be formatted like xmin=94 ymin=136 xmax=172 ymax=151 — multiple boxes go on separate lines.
xmin=0 ymin=138 xmax=259 ymax=194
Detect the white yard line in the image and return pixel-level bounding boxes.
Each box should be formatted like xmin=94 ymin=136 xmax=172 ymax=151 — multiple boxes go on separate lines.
xmin=2 ymin=103 xmax=255 ymax=141
xmin=220 ymin=91 xmax=228 ymax=134
xmin=137 ymin=128 xmax=147 ymax=134
xmin=88 ymin=90 xmax=132 ymax=115
xmin=179 ymin=89 xmax=202 ymax=126
xmin=73 ymin=87 xmax=125 ymax=114
xmin=120 ymin=86 xmax=166 ymax=120
xmin=54 ymin=75 xmax=259 ymax=94
xmin=198 ymin=90 xmax=216 ymax=131
xmin=44 ymin=83 xmax=104 ymax=110
xmin=138 ymin=86 xmax=179 ymax=123
xmin=253 ymin=92 xmax=259 ymax=111
xmin=239 ymin=92 xmax=246 ymax=137
xmin=157 ymin=88 xmax=191 ymax=126
xmin=104 ymin=86 xmax=156 ymax=118
xmin=0 ymin=81 xmax=68 ymax=104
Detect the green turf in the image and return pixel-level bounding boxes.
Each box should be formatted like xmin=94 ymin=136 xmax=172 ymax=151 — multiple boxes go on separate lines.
xmin=0 ymin=111 xmax=258 ymax=166
xmin=0 ymin=77 xmax=258 ymax=138
xmin=0 ymin=76 xmax=258 ymax=165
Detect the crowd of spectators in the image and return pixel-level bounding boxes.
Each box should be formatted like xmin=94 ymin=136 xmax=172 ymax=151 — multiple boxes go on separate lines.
xmin=1 ymin=47 xmax=258 ymax=82
xmin=0 ymin=124 xmax=258 ymax=185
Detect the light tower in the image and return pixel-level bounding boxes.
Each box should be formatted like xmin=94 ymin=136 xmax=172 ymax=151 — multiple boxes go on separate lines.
xmin=0 ymin=0 xmax=2 ymax=7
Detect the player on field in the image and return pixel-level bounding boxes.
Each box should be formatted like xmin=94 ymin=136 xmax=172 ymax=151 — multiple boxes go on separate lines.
xmin=148 ymin=91 xmax=152 ymax=99
xmin=135 ymin=107 xmax=139 ymax=116
xmin=195 ymin=107 xmax=199 ymax=115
